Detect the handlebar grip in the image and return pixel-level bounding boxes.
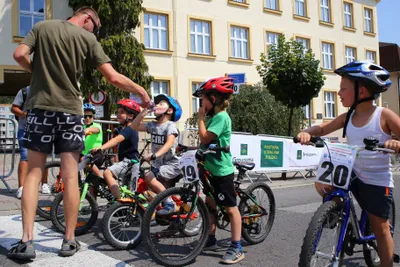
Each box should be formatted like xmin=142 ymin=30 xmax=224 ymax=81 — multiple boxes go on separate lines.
xmin=208 ymin=144 xmax=230 ymax=152
xmin=293 ymin=136 xmax=321 ymax=144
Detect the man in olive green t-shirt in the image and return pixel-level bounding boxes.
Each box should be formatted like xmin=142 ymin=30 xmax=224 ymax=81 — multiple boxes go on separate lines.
xmin=10 ymin=6 xmax=150 ymax=261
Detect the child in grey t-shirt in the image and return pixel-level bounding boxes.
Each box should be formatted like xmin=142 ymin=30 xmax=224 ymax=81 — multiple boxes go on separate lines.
xmin=130 ymin=94 xmax=182 ymax=215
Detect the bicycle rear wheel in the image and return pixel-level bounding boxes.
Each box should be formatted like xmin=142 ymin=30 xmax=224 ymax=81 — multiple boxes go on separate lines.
xmin=239 ymin=182 xmax=275 ymax=244
xmin=298 ymin=200 xmax=344 ymax=267
xmin=141 ymin=187 xmax=209 ymax=267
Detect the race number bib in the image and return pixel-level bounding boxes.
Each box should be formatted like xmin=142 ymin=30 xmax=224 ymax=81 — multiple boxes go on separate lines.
xmin=179 ymin=151 xmax=199 ymax=183
xmin=316 ymin=143 xmax=357 ymax=190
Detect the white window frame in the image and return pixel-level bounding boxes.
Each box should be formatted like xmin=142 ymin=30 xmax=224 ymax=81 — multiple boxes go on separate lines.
xmin=296 ymin=37 xmax=310 ymax=54
xmin=366 ymin=50 xmax=376 ymax=62
xmin=322 ymin=42 xmax=334 ymax=70
xmin=364 ymin=8 xmax=373 ymax=33
xmin=266 ymin=0 xmax=279 ymax=10
xmin=344 ymin=2 xmax=353 ymax=28
xmin=324 ymin=91 xmax=336 ymax=119
xmin=230 ymin=26 xmax=249 ymax=59
xmin=266 ymin=32 xmax=279 ymax=50
xmin=303 ymin=104 xmax=310 ymax=119
xmin=320 ymin=0 xmax=331 ymax=23
xmin=19 ymin=0 xmax=46 ymax=37
xmin=144 ymin=13 xmax=168 ymax=50
xmin=147 ymin=80 xmax=170 ymax=117
xmin=190 ymin=19 xmax=211 ymax=55
xmin=192 ymin=82 xmax=202 ymax=113
xmin=345 ymin=47 xmax=356 ymax=64
xmin=295 ymin=0 xmax=306 ymax=17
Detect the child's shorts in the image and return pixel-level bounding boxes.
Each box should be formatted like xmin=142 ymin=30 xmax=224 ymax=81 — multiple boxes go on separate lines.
xmin=203 ymin=173 xmax=236 ymax=207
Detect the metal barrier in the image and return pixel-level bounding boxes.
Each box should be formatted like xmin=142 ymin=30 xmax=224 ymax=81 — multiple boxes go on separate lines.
xmin=0 ymin=118 xmax=17 ymax=192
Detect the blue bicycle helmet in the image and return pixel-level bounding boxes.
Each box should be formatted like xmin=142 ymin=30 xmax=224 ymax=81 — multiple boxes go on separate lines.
xmin=83 ymin=103 xmax=96 ymax=114
xmin=334 ymin=60 xmax=391 ymax=93
xmin=154 ymin=94 xmax=182 ymax=122
xmin=334 ymin=60 xmax=392 ymax=138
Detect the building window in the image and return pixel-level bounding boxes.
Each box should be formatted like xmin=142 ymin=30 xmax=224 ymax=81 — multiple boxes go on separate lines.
xmin=345 ymin=46 xmax=356 ymax=64
xmin=143 ymin=12 xmax=168 ymax=50
xmin=295 ymin=0 xmax=307 ymax=17
xmin=230 ymin=26 xmax=250 ymax=59
xmin=343 ymin=2 xmax=353 ymax=28
xmin=364 ymin=8 xmax=373 ymax=33
xmin=266 ymin=31 xmax=279 ymax=53
xmin=189 ymin=19 xmax=212 ymax=55
xmin=296 ymin=37 xmax=310 ymax=54
xmin=321 ymin=42 xmax=334 ymax=70
xmin=324 ymin=92 xmax=336 ymax=119
xmin=151 ymin=80 xmax=169 ymax=98
xmin=228 ymin=0 xmax=249 ymax=7
xmin=366 ymin=50 xmax=376 ymax=62
xmin=192 ymin=82 xmax=202 ymax=113
xmin=303 ymin=104 xmax=311 ymax=119
xmin=19 ymin=0 xmax=46 ymax=37
xmin=266 ymin=0 xmax=279 ymax=10
xmin=320 ymin=0 xmax=331 ymax=23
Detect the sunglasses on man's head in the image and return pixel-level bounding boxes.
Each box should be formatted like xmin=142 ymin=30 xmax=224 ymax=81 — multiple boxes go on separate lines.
xmin=84 ymin=12 xmax=99 ymax=36
xmin=84 ymin=115 xmax=93 ymax=119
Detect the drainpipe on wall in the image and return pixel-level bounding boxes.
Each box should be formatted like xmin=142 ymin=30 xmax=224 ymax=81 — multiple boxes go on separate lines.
xmin=172 ymin=0 xmax=178 ymax=99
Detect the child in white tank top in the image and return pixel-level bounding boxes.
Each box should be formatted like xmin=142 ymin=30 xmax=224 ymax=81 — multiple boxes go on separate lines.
xmin=297 ymin=61 xmax=400 ymax=267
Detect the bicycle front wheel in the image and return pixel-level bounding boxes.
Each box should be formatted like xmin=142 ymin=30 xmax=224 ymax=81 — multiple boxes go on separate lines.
xmin=239 ymin=182 xmax=275 ymax=244
xmin=102 ymin=201 xmax=144 ymax=250
xmin=50 ymin=191 xmax=98 ymax=236
xmin=298 ymin=200 xmax=344 ymax=267
xmin=141 ymin=187 xmax=209 ymax=267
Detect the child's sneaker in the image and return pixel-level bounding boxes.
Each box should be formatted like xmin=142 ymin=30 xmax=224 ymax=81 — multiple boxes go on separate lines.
xmin=16 ymin=186 xmax=23 ymax=199
xmin=41 ymin=183 xmax=51 ymax=194
xmin=203 ymin=237 xmax=218 ymax=251
xmin=220 ymin=246 xmax=245 ymax=264
xmin=156 ymin=202 xmax=175 ymax=216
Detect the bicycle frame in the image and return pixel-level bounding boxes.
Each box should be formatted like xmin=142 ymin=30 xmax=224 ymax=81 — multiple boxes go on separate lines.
xmin=180 ymin=162 xmax=267 ymax=227
xmin=320 ymin=185 xmax=376 ymax=261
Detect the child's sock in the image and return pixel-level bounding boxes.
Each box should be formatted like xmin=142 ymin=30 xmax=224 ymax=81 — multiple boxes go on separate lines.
xmin=231 ymin=240 xmax=242 ymax=251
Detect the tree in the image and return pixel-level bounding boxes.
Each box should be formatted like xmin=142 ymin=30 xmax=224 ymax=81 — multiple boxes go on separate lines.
xmin=184 ymin=84 xmax=305 ymax=136
xmin=256 ymin=35 xmax=325 ymax=136
xmin=68 ymin=0 xmax=153 ymax=118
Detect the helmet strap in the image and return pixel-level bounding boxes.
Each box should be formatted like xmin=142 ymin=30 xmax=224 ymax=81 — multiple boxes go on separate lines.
xmin=342 ymin=81 xmax=375 ymax=138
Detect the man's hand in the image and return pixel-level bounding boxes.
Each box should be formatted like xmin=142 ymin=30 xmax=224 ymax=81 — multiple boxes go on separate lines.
xmin=140 ymin=93 xmax=151 ymax=109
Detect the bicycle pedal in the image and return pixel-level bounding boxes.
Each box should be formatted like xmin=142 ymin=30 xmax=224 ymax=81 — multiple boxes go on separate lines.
xmin=394 ymin=253 xmax=400 ymax=263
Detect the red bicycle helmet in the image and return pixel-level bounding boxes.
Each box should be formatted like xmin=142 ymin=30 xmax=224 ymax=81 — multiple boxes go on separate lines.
xmin=117 ymin=99 xmax=141 ymax=115
xmin=193 ymin=77 xmax=234 ymax=97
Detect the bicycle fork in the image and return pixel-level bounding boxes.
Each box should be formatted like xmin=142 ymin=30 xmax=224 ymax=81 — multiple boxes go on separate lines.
xmin=78 ymin=183 xmax=90 ymax=210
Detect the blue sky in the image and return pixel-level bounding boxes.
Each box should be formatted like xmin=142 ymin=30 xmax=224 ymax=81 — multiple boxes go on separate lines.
xmin=377 ymin=0 xmax=400 ymax=45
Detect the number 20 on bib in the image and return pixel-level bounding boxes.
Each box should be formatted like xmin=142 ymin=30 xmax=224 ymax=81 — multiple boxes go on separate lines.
xmin=316 ymin=143 xmax=357 ymax=190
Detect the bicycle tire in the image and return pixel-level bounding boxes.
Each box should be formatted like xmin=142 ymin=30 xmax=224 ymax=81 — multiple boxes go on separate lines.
xmin=36 ymin=161 xmax=61 ymax=220
xmin=298 ymin=200 xmax=341 ymax=267
xmin=239 ymin=182 xmax=275 ymax=244
xmin=141 ymin=187 xmax=209 ymax=267
xmin=102 ymin=202 xmax=144 ymax=250
xmin=363 ymin=200 xmax=396 ymax=267
xmin=50 ymin=191 xmax=98 ymax=236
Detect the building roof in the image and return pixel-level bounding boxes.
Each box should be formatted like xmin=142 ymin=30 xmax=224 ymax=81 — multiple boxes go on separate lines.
xmin=379 ymin=42 xmax=400 ymax=72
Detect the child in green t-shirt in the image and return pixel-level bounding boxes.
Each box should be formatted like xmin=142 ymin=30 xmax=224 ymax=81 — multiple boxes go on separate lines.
xmin=193 ymin=76 xmax=244 ymax=265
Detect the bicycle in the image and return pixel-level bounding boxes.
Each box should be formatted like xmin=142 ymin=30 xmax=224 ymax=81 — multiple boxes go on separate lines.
xmin=36 ymin=130 xmax=115 ymax=220
xmin=296 ymin=136 xmax=399 ymax=267
xmin=102 ymin=141 xmax=190 ymax=250
xmin=141 ymin=144 xmax=276 ymax=267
